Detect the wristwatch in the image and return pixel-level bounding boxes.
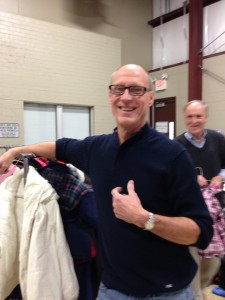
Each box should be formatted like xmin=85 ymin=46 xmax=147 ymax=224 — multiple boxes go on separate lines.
xmin=144 ymin=212 xmax=155 ymax=230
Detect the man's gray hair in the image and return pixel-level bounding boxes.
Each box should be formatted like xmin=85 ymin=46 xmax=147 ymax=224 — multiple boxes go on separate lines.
xmin=183 ymin=100 xmax=208 ymax=113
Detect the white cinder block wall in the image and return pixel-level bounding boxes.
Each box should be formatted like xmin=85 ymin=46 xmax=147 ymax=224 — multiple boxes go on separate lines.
xmin=0 ymin=11 xmax=120 ymax=145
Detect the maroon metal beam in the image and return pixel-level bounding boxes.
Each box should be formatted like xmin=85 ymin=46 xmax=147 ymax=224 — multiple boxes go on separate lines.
xmin=188 ymin=0 xmax=203 ymax=101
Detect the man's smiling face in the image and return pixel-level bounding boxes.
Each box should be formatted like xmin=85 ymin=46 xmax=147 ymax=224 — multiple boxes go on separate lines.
xmin=109 ymin=65 xmax=154 ymax=133
xmin=184 ymin=101 xmax=208 ymax=139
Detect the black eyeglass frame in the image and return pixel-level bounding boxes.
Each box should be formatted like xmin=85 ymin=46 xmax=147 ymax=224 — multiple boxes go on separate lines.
xmin=109 ymin=85 xmax=151 ymax=96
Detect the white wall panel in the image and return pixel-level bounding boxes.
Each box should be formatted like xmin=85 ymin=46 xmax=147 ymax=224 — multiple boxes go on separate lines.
xmin=203 ymin=1 xmax=225 ymax=56
xmin=153 ymin=15 xmax=188 ymax=69
xmin=152 ymin=0 xmax=225 ymax=69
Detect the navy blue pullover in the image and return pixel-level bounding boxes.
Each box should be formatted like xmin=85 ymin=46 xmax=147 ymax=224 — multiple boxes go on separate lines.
xmin=56 ymin=124 xmax=213 ymax=297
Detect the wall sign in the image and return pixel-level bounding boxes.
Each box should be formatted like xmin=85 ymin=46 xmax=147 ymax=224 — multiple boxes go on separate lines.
xmin=155 ymin=79 xmax=167 ymax=91
xmin=155 ymin=121 xmax=168 ymax=133
xmin=0 ymin=123 xmax=19 ymax=138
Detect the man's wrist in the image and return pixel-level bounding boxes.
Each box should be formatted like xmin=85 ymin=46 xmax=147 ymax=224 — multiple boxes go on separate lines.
xmin=144 ymin=212 xmax=155 ymax=231
xmin=9 ymin=147 xmax=22 ymax=159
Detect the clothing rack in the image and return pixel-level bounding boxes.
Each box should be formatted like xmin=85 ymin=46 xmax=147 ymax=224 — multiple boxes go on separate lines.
xmin=0 ymin=146 xmax=35 ymax=185
xmin=196 ymin=167 xmax=225 ymax=190
xmin=18 ymin=153 xmax=35 ymax=185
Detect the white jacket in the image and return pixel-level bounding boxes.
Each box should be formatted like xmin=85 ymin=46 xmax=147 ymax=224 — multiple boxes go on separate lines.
xmin=0 ymin=166 xmax=79 ymax=300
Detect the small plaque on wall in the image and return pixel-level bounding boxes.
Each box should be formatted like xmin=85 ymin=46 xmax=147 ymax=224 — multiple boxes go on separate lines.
xmin=155 ymin=121 xmax=168 ymax=133
xmin=0 ymin=123 xmax=19 ymax=138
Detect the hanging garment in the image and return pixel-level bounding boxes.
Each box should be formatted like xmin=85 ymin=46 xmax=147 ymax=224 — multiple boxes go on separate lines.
xmin=199 ymin=186 xmax=225 ymax=258
xmin=0 ymin=163 xmax=20 ymax=184
xmin=32 ymin=159 xmax=100 ymax=300
xmin=0 ymin=166 xmax=79 ymax=300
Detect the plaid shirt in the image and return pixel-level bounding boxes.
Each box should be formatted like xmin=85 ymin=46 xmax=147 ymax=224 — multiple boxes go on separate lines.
xmin=199 ymin=186 xmax=225 ymax=258
xmin=38 ymin=161 xmax=93 ymax=211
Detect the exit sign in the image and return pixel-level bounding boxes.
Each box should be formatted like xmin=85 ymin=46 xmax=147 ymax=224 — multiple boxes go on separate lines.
xmin=155 ymin=79 xmax=167 ymax=91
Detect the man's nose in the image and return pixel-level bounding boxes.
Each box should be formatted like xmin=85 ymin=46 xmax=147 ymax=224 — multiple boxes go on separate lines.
xmin=189 ymin=116 xmax=198 ymax=122
xmin=192 ymin=117 xmax=199 ymax=122
xmin=121 ymin=88 xmax=133 ymax=98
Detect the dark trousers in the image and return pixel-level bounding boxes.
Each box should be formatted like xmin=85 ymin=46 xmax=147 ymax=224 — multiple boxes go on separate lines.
xmin=75 ymin=262 xmax=94 ymax=300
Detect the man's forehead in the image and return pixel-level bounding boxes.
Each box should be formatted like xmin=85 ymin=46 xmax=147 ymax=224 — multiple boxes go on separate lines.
xmin=185 ymin=103 xmax=206 ymax=111
xmin=185 ymin=108 xmax=207 ymax=117
xmin=113 ymin=72 xmax=148 ymax=85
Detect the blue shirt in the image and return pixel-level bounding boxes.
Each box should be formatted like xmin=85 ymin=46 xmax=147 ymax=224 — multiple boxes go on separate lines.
xmin=184 ymin=130 xmax=207 ymax=148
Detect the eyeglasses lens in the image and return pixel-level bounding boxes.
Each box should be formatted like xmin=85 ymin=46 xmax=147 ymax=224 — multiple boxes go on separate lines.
xmin=110 ymin=86 xmax=146 ymax=96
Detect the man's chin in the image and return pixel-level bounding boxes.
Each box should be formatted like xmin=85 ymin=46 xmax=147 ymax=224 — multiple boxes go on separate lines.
xmin=118 ymin=119 xmax=135 ymax=128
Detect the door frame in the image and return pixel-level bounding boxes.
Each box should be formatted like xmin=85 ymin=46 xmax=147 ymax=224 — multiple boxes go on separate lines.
xmin=149 ymin=97 xmax=176 ymax=138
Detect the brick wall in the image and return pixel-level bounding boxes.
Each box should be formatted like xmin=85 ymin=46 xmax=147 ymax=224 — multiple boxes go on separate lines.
xmin=0 ymin=11 xmax=120 ymax=145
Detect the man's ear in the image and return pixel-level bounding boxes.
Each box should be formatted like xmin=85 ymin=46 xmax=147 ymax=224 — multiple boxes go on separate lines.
xmin=108 ymin=91 xmax=113 ymax=104
xmin=148 ymin=91 xmax=154 ymax=107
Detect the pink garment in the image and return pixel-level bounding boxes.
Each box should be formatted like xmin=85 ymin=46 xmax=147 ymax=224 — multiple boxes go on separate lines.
xmin=199 ymin=186 xmax=225 ymax=258
xmin=33 ymin=157 xmax=49 ymax=167
xmin=0 ymin=164 xmax=20 ymax=184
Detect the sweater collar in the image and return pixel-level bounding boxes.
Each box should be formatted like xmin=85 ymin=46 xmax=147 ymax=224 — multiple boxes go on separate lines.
xmin=113 ymin=123 xmax=151 ymax=144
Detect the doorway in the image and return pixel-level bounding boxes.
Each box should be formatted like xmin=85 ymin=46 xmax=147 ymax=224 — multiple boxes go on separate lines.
xmin=149 ymin=97 xmax=176 ymax=139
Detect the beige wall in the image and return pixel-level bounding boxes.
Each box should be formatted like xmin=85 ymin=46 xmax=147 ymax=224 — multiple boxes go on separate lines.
xmin=0 ymin=0 xmax=153 ymax=146
xmin=0 ymin=0 xmax=152 ymax=69
xmin=149 ymin=64 xmax=188 ymax=135
xmin=0 ymin=10 xmax=120 ymax=145
xmin=2 ymin=0 xmax=225 ymax=140
xmin=150 ymin=53 xmax=225 ymax=136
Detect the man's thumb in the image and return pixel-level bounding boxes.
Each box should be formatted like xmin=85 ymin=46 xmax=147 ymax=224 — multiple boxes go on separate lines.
xmin=127 ymin=180 xmax=135 ymax=194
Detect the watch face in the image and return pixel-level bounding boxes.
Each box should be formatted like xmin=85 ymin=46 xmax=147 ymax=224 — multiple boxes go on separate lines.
xmin=144 ymin=213 xmax=155 ymax=230
xmin=144 ymin=220 xmax=154 ymax=230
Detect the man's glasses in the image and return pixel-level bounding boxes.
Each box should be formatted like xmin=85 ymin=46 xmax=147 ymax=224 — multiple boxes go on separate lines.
xmin=109 ymin=85 xmax=151 ymax=96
